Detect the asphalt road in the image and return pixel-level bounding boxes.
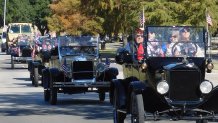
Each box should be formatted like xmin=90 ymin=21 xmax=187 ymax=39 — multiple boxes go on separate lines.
xmin=0 ymin=52 xmax=218 ymax=123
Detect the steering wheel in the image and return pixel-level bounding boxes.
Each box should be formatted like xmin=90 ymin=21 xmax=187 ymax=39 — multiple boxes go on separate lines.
xmin=171 ymin=41 xmax=198 ymax=57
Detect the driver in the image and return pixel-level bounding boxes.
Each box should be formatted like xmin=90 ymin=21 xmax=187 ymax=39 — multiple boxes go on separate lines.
xmin=168 ymin=28 xmax=204 ymax=57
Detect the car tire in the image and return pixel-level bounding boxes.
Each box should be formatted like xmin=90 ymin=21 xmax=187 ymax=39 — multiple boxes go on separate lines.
xmin=33 ymin=67 xmax=39 ymax=87
xmin=11 ymin=56 xmax=14 ymax=69
xmin=113 ymin=89 xmax=126 ymax=123
xmin=44 ymin=89 xmax=50 ymax=102
xmin=99 ymin=92 xmax=105 ymax=102
xmin=30 ymin=74 xmax=33 ymax=81
xmin=130 ymin=92 xmax=144 ymax=123
xmin=49 ymin=75 xmax=57 ymax=105
xmin=196 ymin=120 xmax=208 ymax=123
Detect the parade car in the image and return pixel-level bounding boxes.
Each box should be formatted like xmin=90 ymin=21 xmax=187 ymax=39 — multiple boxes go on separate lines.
xmin=28 ymin=36 xmax=57 ymax=87
xmin=10 ymin=35 xmax=33 ymax=69
xmin=42 ymin=35 xmax=118 ymax=105
xmin=111 ymin=26 xmax=218 ymax=123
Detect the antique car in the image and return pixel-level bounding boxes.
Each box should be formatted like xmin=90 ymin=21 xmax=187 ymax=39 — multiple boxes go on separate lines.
xmin=42 ymin=35 xmax=118 ymax=105
xmin=28 ymin=36 xmax=57 ymax=87
xmin=10 ymin=35 xmax=33 ymax=69
xmin=6 ymin=23 xmax=37 ymax=54
xmin=111 ymin=26 xmax=218 ymax=123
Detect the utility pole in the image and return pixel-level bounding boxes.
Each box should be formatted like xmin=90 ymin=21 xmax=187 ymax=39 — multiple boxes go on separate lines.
xmin=3 ymin=0 xmax=6 ymax=28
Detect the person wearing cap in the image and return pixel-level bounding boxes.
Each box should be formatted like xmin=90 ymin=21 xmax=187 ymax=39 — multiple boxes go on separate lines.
xmin=125 ymin=28 xmax=145 ymax=62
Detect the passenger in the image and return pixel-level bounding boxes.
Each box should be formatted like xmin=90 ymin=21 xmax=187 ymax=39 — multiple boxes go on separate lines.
xmin=125 ymin=28 xmax=144 ymax=62
xmin=165 ymin=31 xmax=180 ymax=56
xmin=147 ymin=30 xmax=164 ymax=57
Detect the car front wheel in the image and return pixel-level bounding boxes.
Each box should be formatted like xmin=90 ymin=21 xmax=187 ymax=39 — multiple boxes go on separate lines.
xmin=33 ymin=67 xmax=39 ymax=87
xmin=99 ymin=92 xmax=105 ymax=102
xmin=113 ymin=89 xmax=126 ymax=123
xmin=11 ymin=56 xmax=14 ymax=69
xmin=196 ymin=120 xmax=208 ymax=123
xmin=130 ymin=92 xmax=144 ymax=123
xmin=44 ymin=89 xmax=50 ymax=102
xmin=49 ymin=76 xmax=57 ymax=105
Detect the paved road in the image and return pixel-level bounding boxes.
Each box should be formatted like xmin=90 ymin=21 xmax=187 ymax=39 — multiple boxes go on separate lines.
xmin=0 ymin=52 xmax=217 ymax=123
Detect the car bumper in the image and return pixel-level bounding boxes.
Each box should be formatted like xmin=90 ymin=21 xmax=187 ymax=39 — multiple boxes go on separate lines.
xmin=12 ymin=56 xmax=32 ymax=62
xmin=53 ymin=81 xmax=110 ymax=88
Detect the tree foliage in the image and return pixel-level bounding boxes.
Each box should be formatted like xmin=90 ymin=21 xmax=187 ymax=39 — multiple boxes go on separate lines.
xmin=47 ymin=0 xmax=104 ymax=35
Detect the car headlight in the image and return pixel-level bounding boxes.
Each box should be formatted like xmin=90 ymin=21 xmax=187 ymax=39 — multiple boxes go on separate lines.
xmin=206 ymin=63 xmax=214 ymax=70
xmin=157 ymin=80 xmax=169 ymax=95
xmin=96 ymin=63 xmax=107 ymax=72
xmin=200 ymin=81 xmax=213 ymax=94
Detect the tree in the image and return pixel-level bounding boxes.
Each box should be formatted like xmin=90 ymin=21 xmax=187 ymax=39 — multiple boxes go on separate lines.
xmin=143 ymin=0 xmax=218 ymax=33
xmin=47 ymin=0 xmax=103 ymax=35
xmin=29 ymin=0 xmax=52 ymax=35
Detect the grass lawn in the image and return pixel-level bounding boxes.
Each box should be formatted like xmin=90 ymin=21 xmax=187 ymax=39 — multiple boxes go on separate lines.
xmin=100 ymin=49 xmax=117 ymax=58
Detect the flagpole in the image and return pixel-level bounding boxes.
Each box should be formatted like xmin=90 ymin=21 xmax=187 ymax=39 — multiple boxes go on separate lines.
xmin=205 ymin=8 xmax=210 ymax=59
xmin=142 ymin=6 xmax=145 ymax=30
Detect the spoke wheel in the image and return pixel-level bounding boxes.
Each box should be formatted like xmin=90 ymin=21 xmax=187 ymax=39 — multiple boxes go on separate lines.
xmin=130 ymin=92 xmax=144 ymax=123
xmin=113 ymin=89 xmax=126 ymax=123
xmin=11 ymin=56 xmax=14 ymax=69
xmin=44 ymin=89 xmax=50 ymax=102
xmin=49 ymin=75 xmax=57 ymax=105
xmin=33 ymin=67 xmax=39 ymax=87
xmin=196 ymin=119 xmax=208 ymax=123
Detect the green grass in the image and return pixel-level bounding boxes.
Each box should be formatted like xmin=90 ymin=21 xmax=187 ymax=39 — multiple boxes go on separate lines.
xmin=100 ymin=49 xmax=116 ymax=58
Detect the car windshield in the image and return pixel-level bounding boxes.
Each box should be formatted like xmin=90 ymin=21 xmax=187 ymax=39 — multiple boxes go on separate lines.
xmin=41 ymin=38 xmax=54 ymax=50
xmin=9 ymin=25 xmax=20 ymax=33
xmin=146 ymin=26 xmax=205 ymax=58
xmin=58 ymin=36 xmax=98 ymax=56
xmin=21 ymin=25 xmax=32 ymax=33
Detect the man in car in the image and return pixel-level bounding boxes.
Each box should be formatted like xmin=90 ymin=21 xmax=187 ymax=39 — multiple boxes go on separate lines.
xmin=125 ymin=28 xmax=145 ymax=62
xmin=147 ymin=29 xmax=165 ymax=57
xmin=168 ymin=27 xmax=204 ymax=57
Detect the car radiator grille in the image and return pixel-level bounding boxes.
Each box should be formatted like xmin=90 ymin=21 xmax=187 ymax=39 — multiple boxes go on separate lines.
xmin=72 ymin=61 xmax=94 ymax=80
xmin=168 ymin=70 xmax=201 ymax=101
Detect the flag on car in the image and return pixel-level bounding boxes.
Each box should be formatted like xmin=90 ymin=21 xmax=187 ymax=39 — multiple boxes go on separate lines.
xmin=62 ymin=58 xmax=68 ymax=76
xmin=206 ymin=13 xmax=213 ymax=26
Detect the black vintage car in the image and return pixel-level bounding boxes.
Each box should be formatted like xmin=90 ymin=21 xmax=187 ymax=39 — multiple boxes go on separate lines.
xmin=28 ymin=36 xmax=57 ymax=87
xmin=111 ymin=26 xmax=218 ymax=123
xmin=42 ymin=35 xmax=118 ymax=105
xmin=10 ymin=35 xmax=33 ymax=69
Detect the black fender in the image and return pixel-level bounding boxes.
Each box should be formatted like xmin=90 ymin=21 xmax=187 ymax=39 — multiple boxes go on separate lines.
xmin=110 ymin=79 xmax=126 ymax=109
xmin=42 ymin=68 xmax=50 ymax=89
xmin=198 ymin=86 xmax=218 ymax=113
xmin=27 ymin=60 xmax=33 ymax=72
xmin=97 ymin=67 xmax=119 ymax=81
xmin=127 ymin=81 xmax=170 ymax=113
xmin=49 ymin=68 xmax=66 ymax=82
xmin=49 ymin=68 xmax=60 ymax=78
xmin=32 ymin=61 xmax=41 ymax=67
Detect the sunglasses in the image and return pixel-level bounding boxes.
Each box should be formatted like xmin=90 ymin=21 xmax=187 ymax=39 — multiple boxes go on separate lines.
xmin=136 ymin=35 xmax=143 ymax=37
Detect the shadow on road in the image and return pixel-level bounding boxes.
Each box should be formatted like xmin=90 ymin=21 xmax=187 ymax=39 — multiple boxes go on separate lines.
xmin=0 ymin=92 xmax=113 ymax=120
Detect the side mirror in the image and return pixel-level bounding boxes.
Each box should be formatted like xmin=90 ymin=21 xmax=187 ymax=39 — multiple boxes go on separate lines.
xmin=115 ymin=47 xmax=132 ymax=65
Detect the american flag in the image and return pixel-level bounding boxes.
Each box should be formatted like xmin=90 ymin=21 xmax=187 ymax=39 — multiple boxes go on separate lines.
xmin=206 ymin=13 xmax=213 ymax=26
xmin=61 ymin=58 xmax=68 ymax=76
